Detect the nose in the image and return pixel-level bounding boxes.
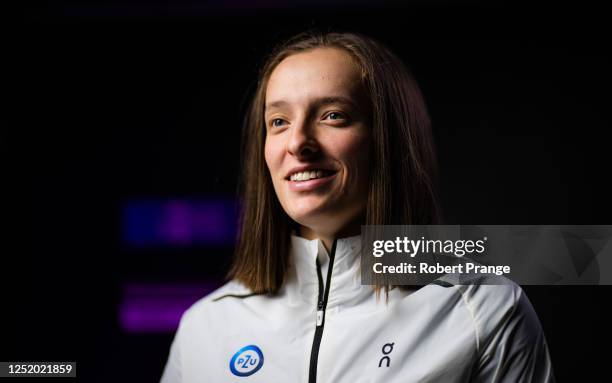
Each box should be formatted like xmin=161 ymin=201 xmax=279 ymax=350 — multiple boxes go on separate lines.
xmin=287 ymin=118 xmax=320 ymax=159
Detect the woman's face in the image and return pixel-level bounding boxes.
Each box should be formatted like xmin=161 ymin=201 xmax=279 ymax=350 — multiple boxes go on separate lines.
xmin=264 ymin=47 xmax=371 ymax=237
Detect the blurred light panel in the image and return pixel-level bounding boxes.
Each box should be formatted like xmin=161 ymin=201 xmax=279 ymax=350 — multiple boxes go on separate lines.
xmin=119 ymin=282 xmax=221 ymax=333
xmin=122 ymin=198 xmax=237 ymax=247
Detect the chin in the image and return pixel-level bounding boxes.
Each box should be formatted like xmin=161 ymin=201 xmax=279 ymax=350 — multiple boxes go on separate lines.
xmin=289 ymin=209 xmax=325 ymax=226
xmin=287 ymin=205 xmax=332 ymax=227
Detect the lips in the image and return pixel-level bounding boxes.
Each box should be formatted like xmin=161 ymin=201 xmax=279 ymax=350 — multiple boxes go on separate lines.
xmin=284 ymin=165 xmax=337 ymax=181
xmin=288 ymin=169 xmax=336 ymax=182
xmin=287 ymin=170 xmax=337 ymax=192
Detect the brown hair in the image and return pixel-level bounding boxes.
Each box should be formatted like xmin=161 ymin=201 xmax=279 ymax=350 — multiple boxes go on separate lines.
xmin=228 ymin=31 xmax=441 ymax=296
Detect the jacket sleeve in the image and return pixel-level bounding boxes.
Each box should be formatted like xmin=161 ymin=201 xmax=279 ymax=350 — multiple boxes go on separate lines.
xmin=160 ymin=320 xmax=183 ymax=383
xmin=471 ymin=287 xmax=555 ymax=382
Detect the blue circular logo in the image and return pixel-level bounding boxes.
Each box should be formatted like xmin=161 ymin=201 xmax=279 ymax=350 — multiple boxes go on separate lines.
xmin=229 ymin=345 xmax=264 ymax=377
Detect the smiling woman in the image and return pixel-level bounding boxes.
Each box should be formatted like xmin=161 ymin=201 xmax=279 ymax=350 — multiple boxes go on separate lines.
xmin=160 ymin=31 xmax=555 ymax=383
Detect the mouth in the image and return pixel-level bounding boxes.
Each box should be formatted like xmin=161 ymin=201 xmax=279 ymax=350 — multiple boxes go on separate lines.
xmin=286 ymin=169 xmax=336 ymax=182
xmin=285 ymin=169 xmax=338 ymax=192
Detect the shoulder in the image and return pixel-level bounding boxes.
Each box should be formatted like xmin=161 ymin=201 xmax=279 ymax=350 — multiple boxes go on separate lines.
xmin=177 ymin=280 xmax=255 ymax=332
xmin=161 ymin=281 xmax=263 ymax=382
xmin=436 ymin=274 xmax=544 ymax=352
xmin=434 ymin=272 xmax=523 ymax=306
xmin=448 ymin=274 xmax=523 ymax=318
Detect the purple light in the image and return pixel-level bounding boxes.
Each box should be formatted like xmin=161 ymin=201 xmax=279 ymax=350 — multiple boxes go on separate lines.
xmin=119 ymin=282 xmax=221 ymax=333
xmin=122 ymin=198 xmax=237 ymax=247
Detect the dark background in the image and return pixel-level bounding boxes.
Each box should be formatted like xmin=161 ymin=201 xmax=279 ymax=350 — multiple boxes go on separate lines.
xmin=4 ymin=0 xmax=610 ymax=381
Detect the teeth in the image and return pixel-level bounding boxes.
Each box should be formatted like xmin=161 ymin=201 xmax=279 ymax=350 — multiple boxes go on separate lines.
xmin=290 ymin=170 xmax=329 ymax=181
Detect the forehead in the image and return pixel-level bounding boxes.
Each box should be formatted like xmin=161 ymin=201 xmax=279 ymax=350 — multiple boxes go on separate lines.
xmin=265 ymin=47 xmax=365 ymax=108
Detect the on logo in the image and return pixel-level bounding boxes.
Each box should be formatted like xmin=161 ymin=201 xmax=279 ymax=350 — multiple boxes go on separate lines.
xmin=378 ymin=342 xmax=394 ymax=368
xmin=229 ymin=345 xmax=264 ymax=377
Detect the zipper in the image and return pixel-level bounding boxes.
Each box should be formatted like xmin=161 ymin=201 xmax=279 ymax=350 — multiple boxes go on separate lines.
xmin=308 ymin=239 xmax=337 ymax=383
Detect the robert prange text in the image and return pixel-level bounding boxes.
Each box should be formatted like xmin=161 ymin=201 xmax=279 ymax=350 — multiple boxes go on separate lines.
xmin=372 ymin=262 xmax=511 ymax=276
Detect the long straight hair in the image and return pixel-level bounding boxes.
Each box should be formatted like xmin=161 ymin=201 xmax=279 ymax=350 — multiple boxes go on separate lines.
xmin=228 ymin=31 xmax=441 ymax=296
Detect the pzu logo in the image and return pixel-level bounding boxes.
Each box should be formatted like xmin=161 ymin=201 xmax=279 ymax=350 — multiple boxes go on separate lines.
xmin=378 ymin=342 xmax=394 ymax=368
xmin=229 ymin=345 xmax=264 ymax=377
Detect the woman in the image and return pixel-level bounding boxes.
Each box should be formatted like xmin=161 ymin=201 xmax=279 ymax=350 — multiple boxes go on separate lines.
xmin=161 ymin=31 xmax=554 ymax=382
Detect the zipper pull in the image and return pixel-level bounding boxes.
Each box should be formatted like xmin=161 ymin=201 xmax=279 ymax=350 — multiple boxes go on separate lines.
xmin=316 ymin=309 xmax=324 ymax=326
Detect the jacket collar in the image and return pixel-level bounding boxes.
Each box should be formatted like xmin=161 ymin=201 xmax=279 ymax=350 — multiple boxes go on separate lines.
xmin=284 ymin=234 xmax=371 ymax=309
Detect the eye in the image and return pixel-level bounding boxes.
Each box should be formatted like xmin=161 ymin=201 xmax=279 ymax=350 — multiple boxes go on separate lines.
xmin=325 ymin=112 xmax=345 ymax=120
xmin=323 ymin=111 xmax=350 ymax=124
xmin=270 ymin=118 xmax=288 ymax=128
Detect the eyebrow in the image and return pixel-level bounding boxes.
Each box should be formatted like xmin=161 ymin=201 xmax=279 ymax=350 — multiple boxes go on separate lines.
xmin=265 ymin=96 xmax=357 ymax=111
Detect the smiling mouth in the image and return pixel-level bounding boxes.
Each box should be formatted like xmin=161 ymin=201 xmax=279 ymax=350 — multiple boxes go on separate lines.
xmin=287 ymin=169 xmax=336 ymax=182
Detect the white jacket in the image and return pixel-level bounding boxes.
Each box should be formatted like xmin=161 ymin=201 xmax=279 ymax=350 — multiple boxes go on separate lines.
xmin=161 ymin=235 xmax=555 ymax=382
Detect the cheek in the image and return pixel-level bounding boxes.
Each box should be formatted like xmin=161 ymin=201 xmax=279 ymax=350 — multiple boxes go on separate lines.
xmin=264 ymin=137 xmax=285 ymax=192
xmin=264 ymin=138 xmax=277 ymax=173
xmin=337 ymin=133 xmax=370 ymax=176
